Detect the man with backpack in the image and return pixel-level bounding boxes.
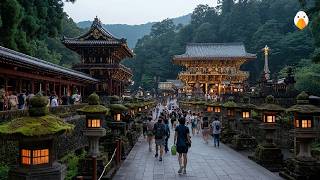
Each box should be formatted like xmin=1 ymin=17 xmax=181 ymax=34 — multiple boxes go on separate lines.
xmin=153 ymin=117 xmax=166 ymax=161
xmin=18 ymin=90 xmax=27 ymax=110
xmin=211 ymin=117 xmax=221 ymax=147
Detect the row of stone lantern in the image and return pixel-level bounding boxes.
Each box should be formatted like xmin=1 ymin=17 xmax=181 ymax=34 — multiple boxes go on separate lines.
xmin=202 ymin=92 xmax=320 ymax=176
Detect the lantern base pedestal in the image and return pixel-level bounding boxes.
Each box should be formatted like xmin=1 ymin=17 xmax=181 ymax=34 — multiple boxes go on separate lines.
xmin=249 ymin=144 xmax=283 ymax=172
xmin=8 ymin=162 xmax=66 ymax=180
xmin=231 ymin=134 xmax=257 ymax=150
xmin=78 ymin=155 xmax=110 ymax=180
xmin=279 ymin=158 xmax=320 ymax=180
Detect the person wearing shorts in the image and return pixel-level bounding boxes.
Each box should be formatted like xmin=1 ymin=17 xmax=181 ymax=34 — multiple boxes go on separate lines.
xmin=174 ymin=117 xmax=191 ymax=174
xmin=153 ymin=118 xmax=166 ymax=161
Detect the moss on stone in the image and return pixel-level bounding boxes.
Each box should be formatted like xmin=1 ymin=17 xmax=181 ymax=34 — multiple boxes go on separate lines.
xmin=0 ymin=115 xmax=74 ymax=137
xmin=77 ymin=105 xmax=109 ymax=114
xmin=223 ymin=101 xmax=238 ymax=108
xmin=109 ymin=104 xmax=128 ymax=112
xmin=88 ymin=93 xmax=100 ymax=105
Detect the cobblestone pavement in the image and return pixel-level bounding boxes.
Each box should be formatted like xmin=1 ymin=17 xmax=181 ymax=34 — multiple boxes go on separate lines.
xmin=113 ymin=134 xmax=282 ymax=180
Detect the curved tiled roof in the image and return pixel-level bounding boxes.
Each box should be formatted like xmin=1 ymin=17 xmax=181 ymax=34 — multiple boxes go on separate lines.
xmin=0 ymin=46 xmax=98 ymax=82
xmin=174 ymin=42 xmax=256 ymax=60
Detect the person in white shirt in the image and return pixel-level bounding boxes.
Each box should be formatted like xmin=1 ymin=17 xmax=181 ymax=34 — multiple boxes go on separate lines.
xmin=211 ymin=117 xmax=221 ymax=147
xmin=50 ymin=96 xmax=59 ymax=107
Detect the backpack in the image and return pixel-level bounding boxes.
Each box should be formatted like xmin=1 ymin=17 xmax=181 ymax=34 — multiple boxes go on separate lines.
xmin=215 ymin=124 xmax=220 ymax=131
xmin=18 ymin=94 xmax=25 ymax=105
xmin=154 ymin=123 xmax=165 ymax=139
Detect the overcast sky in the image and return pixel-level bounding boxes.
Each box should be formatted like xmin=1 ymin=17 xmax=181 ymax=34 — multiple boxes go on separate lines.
xmin=64 ymin=0 xmax=217 ymax=25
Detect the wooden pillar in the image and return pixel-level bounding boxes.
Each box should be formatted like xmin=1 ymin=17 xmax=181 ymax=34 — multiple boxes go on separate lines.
xmin=4 ymin=78 xmax=8 ymax=92
xmin=31 ymin=81 xmax=35 ymax=93
xmin=59 ymin=83 xmax=62 ymax=98
xmin=67 ymin=84 xmax=70 ymax=96
xmin=19 ymin=79 xmax=22 ymax=92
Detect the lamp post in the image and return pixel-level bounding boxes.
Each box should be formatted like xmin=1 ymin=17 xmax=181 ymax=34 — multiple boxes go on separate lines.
xmin=77 ymin=93 xmax=109 ymax=180
xmin=251 ymin=95 xmax=284 ymax=171
xmin=280 ymin=92 xmax=320 ymax=179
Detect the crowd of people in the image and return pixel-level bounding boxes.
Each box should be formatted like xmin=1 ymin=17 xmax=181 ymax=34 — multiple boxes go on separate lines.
xmin=0 ymin=86 xmax=82 ymax=111
xmin=143 ymin=100 xmax=221 ymax=175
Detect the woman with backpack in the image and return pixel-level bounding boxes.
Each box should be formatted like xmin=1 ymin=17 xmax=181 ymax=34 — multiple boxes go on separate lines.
xmin=174 ymin=117 xmax=191 ymax=175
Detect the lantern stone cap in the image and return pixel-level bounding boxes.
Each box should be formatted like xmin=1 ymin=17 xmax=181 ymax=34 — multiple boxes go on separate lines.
xmin=287 ymin=91 xmax=320 ymax=113
xmin=205 ymin=101 xmax=221 ymax=106
xmin=77 ymin=105 xmax=110 ymax=114
xmin=257 ymin=95 xmax=284 ymax=111
xmin=222 ymin=101 xmax=239 ymax=108
xmin=88 ymin=93 xmax=100 ymax=105
xmin=109 ymin=104 xmax=129 ymax=112
xmin=0 ymin=115 xmax=74 ymax=137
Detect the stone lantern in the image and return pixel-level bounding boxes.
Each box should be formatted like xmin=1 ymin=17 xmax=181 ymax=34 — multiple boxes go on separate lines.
xmin=77 ymin=93 xmax=109 ymax=180
xmin=231 ymin=97 xmax=257 ymax=150
xmin=221 ymin=100 xmax=239 ymax=143
xmin=238 ymin=97 xmax=257 ymax=132
xmin=280 ymin=92 xmax=320 ymax=179
xmin=251 ymin=95 xmax=284 ymax=171
xmin=0 ymin=94 xmax=73 ymax=180
xmin=204 ymin=102 xmax=221 ymax=124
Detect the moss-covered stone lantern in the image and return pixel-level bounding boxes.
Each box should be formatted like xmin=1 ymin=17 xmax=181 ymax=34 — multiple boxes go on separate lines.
xmin=221 ymin=100 xmax=239 ymax=144
xmin=280 ymin=92 xmax=320 ymax=179
xmin=0 ymin=94 xmax=73 ymax=180
xmin=77 ymin=93 xmax=109 ymax=180
xmin=251 ymin=95 xmax=284 ymax=171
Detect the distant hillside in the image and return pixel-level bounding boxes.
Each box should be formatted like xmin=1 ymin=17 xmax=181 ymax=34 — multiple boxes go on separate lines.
xmin=77 ymin=14 xmax=191 ymax=48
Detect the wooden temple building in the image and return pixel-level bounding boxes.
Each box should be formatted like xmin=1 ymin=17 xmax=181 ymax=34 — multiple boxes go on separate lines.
xmin=62 ymin=17 xmax=134 ymax=96
xmin=173 ymin=43 xmax=256 ymax=97
xmin=0 ymin=46 xmax=98 ymax=97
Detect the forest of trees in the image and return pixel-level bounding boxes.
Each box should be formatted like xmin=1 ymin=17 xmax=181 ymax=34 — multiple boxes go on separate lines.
xmin=0 ymin=0 xmax=319 ymax=95
xmin=125 ymin=0 xmax=320 ymax=95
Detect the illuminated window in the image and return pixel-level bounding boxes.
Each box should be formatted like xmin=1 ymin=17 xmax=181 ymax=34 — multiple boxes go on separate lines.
xmin=87 ymin=119 xmax=101 ymax=128
xmin=227 ymin=109 xmax=234 ymax=116
xmin=138 ymin=108 xmax=142 ymax=112
xmin=21 ymin=149 xmax=31 ymax=165
xmin=114 ymin=114 xmax=121 ymax=121
xmin=301 ymin=120 xmax=312 ymax=128
xmin=207 ymin=106 xmax=213 ymax=112
xmin=242 ymin=111 xmax=250 ymax=119
xmin=264 ymin=115 xmax=275 ymax=123
xmin=21 ymin=149 xmax=49 ymax=165
xmin=145 ymin=106 xmax=148 ymax=110
xmin=214 ymin=107 xmax=221 ymax=113
xmin=295 ymin=120 xmax=299 ymax=128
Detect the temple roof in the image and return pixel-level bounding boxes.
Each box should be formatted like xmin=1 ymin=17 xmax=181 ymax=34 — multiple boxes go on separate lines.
xmin=0 ymin=46 xmax=98 ymax=82
xmin=62 ymin=17 xmax=134 ymax=58
xmin=173 ymin=42 xmax=256 ymax=60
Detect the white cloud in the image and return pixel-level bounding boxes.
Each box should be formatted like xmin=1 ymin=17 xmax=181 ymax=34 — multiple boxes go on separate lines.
xmin=64 ymin=0 xmax=217 ymax=24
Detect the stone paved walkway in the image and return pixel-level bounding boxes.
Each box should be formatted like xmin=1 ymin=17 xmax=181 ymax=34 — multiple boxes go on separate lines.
xmin=113 ymin=134 xmax=282 ymax=180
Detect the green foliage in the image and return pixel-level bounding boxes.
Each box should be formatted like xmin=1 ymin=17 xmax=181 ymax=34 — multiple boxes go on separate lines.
xmin=0 ymin=163 xmax=9 ymax=180
xmin=0 ymin=1 xmax=82 ymax=67
xmin=60 ymin=150 xmax=86 ymax=180
xmin=295 ymin=62 xmax=320 ymax=95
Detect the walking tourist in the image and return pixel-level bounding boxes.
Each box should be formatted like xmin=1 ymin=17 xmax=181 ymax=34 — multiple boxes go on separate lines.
xmin=174 ymin=117 xmax=191 ymax=175
xmin=146 ymin=117 xmax=154 ymax=152
xmin=50 ymin=92 xmax=59 ymax=107
xmin=18 ymin=89 xmax=27 ymax=110
xmin=191 ymin=113 xmax=197 ymax=136
xmin=26 ymin=91 xmax=34 ymax=109
xmin=153 ymin=117 xmax=166 ymax=161
xmin=202 ymin=117 xmax=210 ymax=144
xmin=0 ymin=86 xmax=5 ymax=111
xmin=164 ymin=119 xmax=170 ymax=153
xmin=212 ymin=117 xmax=221 ymax=147
xmin=8 ymin=91 xmax=18 ymax=110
